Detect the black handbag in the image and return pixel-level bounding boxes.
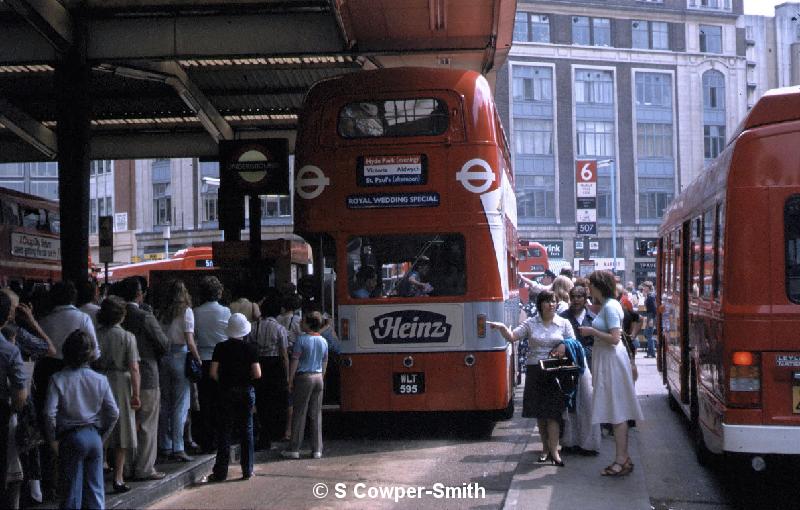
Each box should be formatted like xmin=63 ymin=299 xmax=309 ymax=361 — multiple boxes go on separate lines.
xmin=539 ymin=357 xmax=580 ymax=398
xmin=185 ymin=354 xmax=202 ymax=383
xmin=16 ymin=399 xmax=44 ymax=453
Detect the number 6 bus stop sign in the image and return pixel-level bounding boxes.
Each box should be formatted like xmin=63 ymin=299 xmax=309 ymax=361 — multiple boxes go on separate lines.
xmin=576 ymin=160 xmax=597 ymax=236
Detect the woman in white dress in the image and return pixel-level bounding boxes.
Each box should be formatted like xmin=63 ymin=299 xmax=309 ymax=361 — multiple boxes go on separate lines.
xmin=579 ymin=271 xmax=644 ymax=477
xmin=488 ymin=290 xmax=575 ymax=467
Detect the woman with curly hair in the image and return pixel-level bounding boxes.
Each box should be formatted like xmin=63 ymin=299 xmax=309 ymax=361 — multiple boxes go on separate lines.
xmin=95 ymin=295 xmax=140 ymax=493
xmin=157 ymin=280 xmax=201 ymax=462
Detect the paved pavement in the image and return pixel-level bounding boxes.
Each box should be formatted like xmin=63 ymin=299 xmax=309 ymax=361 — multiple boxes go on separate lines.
xmin=503 ymin=354 xmax=658 ymax=510
xmin=29 ymin=354 xmax=667 ymax=509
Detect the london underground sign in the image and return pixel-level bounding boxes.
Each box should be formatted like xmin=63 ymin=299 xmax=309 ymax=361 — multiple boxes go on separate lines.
xmin=576 ymin=160 xmax=597 ymax=236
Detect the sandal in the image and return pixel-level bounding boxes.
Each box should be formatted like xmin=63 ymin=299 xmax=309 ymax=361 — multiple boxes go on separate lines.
xmin=601 ymin=458 xmax=633 ymax=476
xmin=537 ymin=453 xmax=551 ymax=463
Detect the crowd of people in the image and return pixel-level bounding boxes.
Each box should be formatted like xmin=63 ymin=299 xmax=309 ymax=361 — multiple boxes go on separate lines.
xmin=490 ymin=268 xmax=649 ymax=477
xmin=0 ymin=274 xmax=336 ymax=509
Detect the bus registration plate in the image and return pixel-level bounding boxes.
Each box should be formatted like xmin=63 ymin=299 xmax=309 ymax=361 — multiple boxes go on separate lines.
xmin=393 ymin=372 xmax=425 ymax=395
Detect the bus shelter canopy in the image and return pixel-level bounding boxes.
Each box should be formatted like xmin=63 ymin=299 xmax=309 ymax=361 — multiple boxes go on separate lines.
xmin=0 ymin=0 xmax=515 ymax=162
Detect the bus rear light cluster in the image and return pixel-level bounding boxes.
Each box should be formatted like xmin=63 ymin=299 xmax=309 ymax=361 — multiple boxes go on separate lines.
xmin=477 ymin=314 xmax=487 ymax=338
xmin=340 ymin=318 xmax=350 ymax=341
xmin=729 ymin=351 xmax=761 ymax=407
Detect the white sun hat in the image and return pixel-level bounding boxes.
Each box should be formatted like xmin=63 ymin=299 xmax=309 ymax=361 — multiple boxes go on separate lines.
xmin=225 ymin=312 xmax=252 ymax=339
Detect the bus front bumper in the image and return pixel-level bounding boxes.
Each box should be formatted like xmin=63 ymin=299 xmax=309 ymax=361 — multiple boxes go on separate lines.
xmin=723 ymin=423 xmax=800 ymax=455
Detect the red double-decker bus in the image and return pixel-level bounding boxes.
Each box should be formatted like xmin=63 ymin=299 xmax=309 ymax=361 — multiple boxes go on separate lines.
xmin=517 ymin=240 xmax=549 ymax=303
xmin=657 ymin=87 xmax=800 ymax=469
xmin=294 ymin=68 xmax=519 ymax=421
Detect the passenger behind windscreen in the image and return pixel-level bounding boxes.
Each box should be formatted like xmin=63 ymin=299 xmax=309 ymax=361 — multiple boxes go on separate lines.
xmin=397 ymin=257 xmax=433 ymax=297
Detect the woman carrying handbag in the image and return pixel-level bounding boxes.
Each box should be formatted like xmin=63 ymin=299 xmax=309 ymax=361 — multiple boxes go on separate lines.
xmin=487 ymin=290 xmax=575 ymax=467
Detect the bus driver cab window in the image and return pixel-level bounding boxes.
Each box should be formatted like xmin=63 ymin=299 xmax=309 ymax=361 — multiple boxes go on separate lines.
xmin=347 ymin=234 xmax=466 ymax=299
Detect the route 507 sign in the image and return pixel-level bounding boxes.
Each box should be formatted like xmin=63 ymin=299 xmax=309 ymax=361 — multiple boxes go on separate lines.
xmin=575 ymin=160 xmax=597 ymax=236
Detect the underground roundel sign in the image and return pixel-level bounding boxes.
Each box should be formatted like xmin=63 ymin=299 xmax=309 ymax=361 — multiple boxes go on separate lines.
xmin=219 ymin=139 xmax=290 ymax=194
xmin=296 ymin=165 xmax=330 ymax=200
xmin=456 ymin=158 xmax=495 ymax=194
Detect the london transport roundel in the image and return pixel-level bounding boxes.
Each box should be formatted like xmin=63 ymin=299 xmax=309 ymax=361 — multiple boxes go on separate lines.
xmin=456 ymin=158 xmax=495 ymax=194
xmin=295 ymin=165 xmax=330 ymax=200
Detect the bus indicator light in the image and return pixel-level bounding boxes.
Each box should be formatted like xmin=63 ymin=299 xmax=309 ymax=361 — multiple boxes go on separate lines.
xmin=340 ymin=318 xmax=350 ymax=341
xmin=732 ymin=351 xmax=755 ymax=366
xmin=477 ymin=314 xmax=486 ymax=338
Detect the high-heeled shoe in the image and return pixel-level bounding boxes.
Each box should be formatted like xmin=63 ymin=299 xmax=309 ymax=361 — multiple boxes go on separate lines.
xmin=112 ymin=481 xmax=131 ymax=493
xmin=537 ymin=453 xmax=551 ymax=463
xmin=550 ymin=456 xmax=565 ymax=467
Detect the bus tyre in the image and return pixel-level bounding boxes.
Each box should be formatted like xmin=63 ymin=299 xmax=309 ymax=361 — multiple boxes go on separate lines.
xmin=666 ymin=384 xmax=679 ymax=412
xmin=498 ymin=399 xmax=514 ymax=421
xmin=693 ymin=424 xmax=714 ymax=467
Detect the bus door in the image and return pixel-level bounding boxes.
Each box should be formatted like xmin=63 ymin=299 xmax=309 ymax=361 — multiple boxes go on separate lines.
xmin=680 ymin=220 xmax=693 ymax=405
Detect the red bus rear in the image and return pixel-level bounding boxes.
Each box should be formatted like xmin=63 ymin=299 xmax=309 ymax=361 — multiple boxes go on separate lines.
xmin=107 ymin=246 xmax=215 ymax=283
xmin=517 ymin=240 xmax=549 ymax=303
xmin=294 ymin=68 xmax=519 ymax=419
xmin=657 ymin=86 xmax=800 ymax=466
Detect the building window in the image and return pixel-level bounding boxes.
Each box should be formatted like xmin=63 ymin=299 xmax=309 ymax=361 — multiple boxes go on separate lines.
xmin=576 ymin=121 xmax=614 ymax=157
xmin=513 ymin=67 xmax=553 ymax=102
xmin=203 ymin=195 xmax=218 ymax=222
xmin=514 ymin=119 xmax=553 ymax=155
xmin=636 ymin=73 xmax=672 ymax=106
xmin=699 ymin=25 xmax=722 ymax=53
xmin=575 ymin=70 xmax=613 ymax=104
xmin=516 ymin=175 xmax=555 ymax=220
xmin=638 ymin=178 xmax=674 ymax=219
xmin=90 ymin=160 xmax=112 ymax=175
xmin=703 ymin=71 xmax=725 ymax=110
xmin=260 ymin=195 xmax=292 ymax=218
xmin=703 ymin=70 xmax=726 ymax=161
xmin=29 ymin=181 xmax=58 ymax=200
xmin=153 ymin=183 xmax=171 ymax=225
xmin=572 ymin=17 xmax=611 ymax=47
xmin=637 ymin=123 xmax=673 ymax=158
xmin=514 ymin=13 xmax=550 ymax=43
xmin=633 ymin=21 xmax=669 ymax=50
xmin=0 ymin=164 xmax=24 ymax=177
xmin=703 ymin=125 xmax=726 ymax=159
xmin=29 ymin=162 xmax=58 ymax=178
xmin=90 ymin=199 xmax=97 ymax=234
xmin=689 ymin=0 xmax=731 ymax=10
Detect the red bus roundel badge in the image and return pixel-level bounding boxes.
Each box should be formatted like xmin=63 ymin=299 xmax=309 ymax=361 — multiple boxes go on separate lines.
xmin=296 ymin=165 xmax=330 ymax=200
xmin=456 ymin=158 xmax=495 ymax=194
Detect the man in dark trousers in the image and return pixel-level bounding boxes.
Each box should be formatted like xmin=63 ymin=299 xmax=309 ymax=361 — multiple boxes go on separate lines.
xmin=117 ymin=277 xmax=169 ymax=480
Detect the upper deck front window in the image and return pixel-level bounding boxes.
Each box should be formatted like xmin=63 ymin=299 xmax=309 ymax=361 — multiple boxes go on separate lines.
xmin=338 ymin=98 xmax=449 ymax=139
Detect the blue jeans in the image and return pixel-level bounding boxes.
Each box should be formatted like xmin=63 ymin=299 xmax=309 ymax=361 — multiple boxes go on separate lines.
xmin=60 ymin=426 xmax=104 ymax=510
xmin=645 ymin=319 xmax=656 ymax=357
xmin=159 ymin=345 xmax=191 ymax=453
xmin=213 ymin=386 xmax=255 ymax=480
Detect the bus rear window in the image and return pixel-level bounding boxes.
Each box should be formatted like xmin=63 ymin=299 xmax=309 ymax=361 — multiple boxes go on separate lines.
xmin=347 ymin=233 xmax=465 ymax=298
xmin=338 ymin=98 xmax=448 ymax=139
xmin=786 ymin=195 xmax=800 ymax=303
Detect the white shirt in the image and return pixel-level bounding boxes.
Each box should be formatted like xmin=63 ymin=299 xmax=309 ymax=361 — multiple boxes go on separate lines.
xmin=512 ymin=314 xmax=575 ymax=365
xmin=39 ymin=305 xmax=100 ymax=360
xmin=193 ymin=301 xmax=230 ymax=360
xmin=163 ymin=307 xmax=194 ymax=346
xmin=79 ymin=302 xmax=100 ymax=327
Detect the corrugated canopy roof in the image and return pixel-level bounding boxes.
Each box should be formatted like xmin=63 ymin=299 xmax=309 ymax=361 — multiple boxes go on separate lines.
xmin=0 ymin=0 xmax=516 ymax=162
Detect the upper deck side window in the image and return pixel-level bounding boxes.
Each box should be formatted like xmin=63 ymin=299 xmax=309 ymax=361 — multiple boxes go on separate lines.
xmin=785 ymin=195 xmax=800 ymax=303
xmin=337 ymin=98 xmax=449 ymax=139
